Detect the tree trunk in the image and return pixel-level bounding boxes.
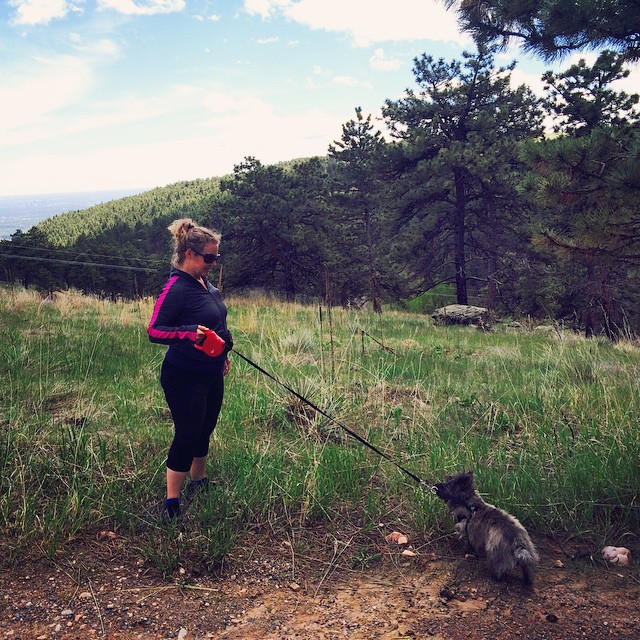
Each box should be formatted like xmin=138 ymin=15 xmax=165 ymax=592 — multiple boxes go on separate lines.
xmin=584 ymin=262 xmax=596 ymax=338
xmin=364 ymin=205 xmax=382 ymax=314
xmin=486 ymin=256 xmax=497 ymax=311
xmin=598 ymin=264 xmax=618 ymax=340
xmin=453 ymin=169 xmax=468 ymax=305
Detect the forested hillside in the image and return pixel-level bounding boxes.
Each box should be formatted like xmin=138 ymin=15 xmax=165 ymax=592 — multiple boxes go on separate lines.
xmin=33 ymin=178 xmax=224 ymax=247
xmin=1 ymin=45 xmax=639 ymax=337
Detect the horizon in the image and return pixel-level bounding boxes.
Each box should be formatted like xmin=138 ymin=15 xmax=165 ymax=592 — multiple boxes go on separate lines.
xmin=0 ymin=186 xmax=152 ymax=201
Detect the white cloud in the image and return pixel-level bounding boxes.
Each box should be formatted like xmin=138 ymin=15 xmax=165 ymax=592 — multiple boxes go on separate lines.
xmin=9 ymin=0 xmax=81 ymax=26
xmin=0 ymin=102 xmax=345 ymax=194
xmin=1 ymin=57 xmax=202 ymax=149
xmin=70 ymin=37 xmax=121 ymax=58
xmin=97 ymin=0 xmax=186 ymax=16
xmin=243 ymin=0 xmax=290 ymax=19
xmin=370 ymin=49 xmax=402 ymax=72
xmin=509 ymin=68 xmax=546 ymax=97
xmin=0 ymin=55 xmax=94 ymax=143
xmin=332 ymin=75 xmax=356 ymax=87
xmin=201 ymin=91 xmax=259 ymax=115
xmin=244 ymin=0 xmax=467 ymax=47
xmin=332 ymin=75 xmax=372 ymax=89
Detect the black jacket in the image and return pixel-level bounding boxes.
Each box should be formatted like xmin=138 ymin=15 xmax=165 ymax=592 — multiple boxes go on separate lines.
xmin=147 ymin=267 xmax=232 ymax=372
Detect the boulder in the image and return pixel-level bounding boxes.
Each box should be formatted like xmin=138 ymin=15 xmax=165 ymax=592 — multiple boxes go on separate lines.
xmin=431 ymin=304 xmax=490 ymax=328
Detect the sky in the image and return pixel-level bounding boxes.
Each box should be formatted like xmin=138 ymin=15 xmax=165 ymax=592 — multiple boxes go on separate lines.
xmin=2 ymin=0 xmax=639 ymax=198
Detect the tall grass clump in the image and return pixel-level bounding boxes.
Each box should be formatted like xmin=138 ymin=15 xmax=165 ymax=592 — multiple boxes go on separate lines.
xmin=0 ymin=284 xmax=638 ymax=573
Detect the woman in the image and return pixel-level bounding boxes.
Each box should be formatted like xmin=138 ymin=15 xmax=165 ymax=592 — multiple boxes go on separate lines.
xmin=147 ymin=218 xmax=232 ymax=523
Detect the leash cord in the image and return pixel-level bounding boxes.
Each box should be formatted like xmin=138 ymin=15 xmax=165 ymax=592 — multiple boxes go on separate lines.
xmin=232 ymin=348 xmax=428 ymax=488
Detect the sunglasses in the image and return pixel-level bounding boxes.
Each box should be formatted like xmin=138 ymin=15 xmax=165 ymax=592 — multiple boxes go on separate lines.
xmin=191 ymin=248 xmax=221 ymax=264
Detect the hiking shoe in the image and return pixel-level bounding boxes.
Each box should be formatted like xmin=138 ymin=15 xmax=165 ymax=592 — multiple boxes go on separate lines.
xmin=161 ymin=498 xmax=181 ymax=525
xmin=184 ymin=477 xmax=209 ymax=502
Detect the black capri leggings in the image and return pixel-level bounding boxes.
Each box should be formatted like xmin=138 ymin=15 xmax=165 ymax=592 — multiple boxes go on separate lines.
xmin=160 ymin=360 xmax=225 ymax=473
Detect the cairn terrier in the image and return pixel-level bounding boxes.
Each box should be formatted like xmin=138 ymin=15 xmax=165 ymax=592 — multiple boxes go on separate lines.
xmin=433 ymin=470 xmax=539 ymax=586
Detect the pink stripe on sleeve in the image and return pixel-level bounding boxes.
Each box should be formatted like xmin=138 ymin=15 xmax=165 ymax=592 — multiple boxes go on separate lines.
xmin=147 ymin=276 xmax=197 ymax=342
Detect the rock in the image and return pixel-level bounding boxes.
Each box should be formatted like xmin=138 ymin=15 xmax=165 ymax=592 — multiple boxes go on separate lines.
xmin=431 ymin=304 xmax=490 ymax=328
xmin=385 ymin=531 xmax=409 ymax=544
xmin=602 ymin=546 xmax=631 ymax=565
xmin=535 ymin=325 xmax=555 ymax=333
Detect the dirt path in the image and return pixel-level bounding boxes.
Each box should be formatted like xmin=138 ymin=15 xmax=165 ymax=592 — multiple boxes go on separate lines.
xmin=1 ymin=534 xmax=638 ymax=640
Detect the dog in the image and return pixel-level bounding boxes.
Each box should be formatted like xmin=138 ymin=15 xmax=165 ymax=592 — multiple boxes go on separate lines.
xmin=433 ymin=470 xmax=539 ymax=586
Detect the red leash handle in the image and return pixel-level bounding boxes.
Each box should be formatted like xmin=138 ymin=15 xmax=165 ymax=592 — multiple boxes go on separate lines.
xmin=193 ymin=329 xmax=226 ymax=357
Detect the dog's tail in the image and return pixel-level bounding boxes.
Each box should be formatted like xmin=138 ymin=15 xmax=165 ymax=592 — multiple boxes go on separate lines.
xmin=514 ymin=544 xmax=540 ymax=586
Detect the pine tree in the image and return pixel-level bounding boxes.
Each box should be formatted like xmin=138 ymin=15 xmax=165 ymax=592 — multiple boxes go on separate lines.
xmin=329 ymin=108 xmax=387 ymax=313
xmin=382 ymin=45 xmax=543 ymax=305
xmin=444 ymin=0 xmax=640 ymax=61
xmin=524 ymin=51 xmax=640 ymax=337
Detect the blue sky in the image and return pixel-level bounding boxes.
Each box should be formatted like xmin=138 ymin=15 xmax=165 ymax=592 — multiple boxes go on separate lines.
xmin=2 ymin=1 xmax=637 ymax=197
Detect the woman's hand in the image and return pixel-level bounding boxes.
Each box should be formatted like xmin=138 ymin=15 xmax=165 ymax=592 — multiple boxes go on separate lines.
xmin=196 ymin=325 xmax=210 ymax=345
xmin=223 ymin=357 xmax=231 ymax=376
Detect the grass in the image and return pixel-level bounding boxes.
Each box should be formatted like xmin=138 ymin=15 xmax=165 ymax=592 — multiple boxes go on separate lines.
xmin=0 ymin=285 xmax=638 ymax=573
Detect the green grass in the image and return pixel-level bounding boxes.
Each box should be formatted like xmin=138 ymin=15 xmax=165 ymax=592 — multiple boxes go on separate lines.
xmin=0 ymin=285 xmax=638 ymax=572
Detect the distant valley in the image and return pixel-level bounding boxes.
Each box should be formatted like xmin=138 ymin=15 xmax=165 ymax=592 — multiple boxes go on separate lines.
xmin=0 ymin=188 xmax=147 ymax=240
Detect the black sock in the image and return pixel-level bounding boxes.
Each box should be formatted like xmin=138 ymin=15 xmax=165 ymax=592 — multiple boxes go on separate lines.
xmin=165 ymin=497 xmax=180 ymax=518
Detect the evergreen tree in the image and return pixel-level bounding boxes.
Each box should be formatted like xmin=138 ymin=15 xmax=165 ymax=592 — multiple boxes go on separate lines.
xmin=444 ymin=0 xmax=640 ymax=61
xmin=220 ymin=157 xmax=329 ymax=300
xmin=523 ymin=51 xmax=640 ymax=337
xmin=329 ymin=108 xmax=388 ymax=312
xmin=382 ymin=45 xmax=543 ymax=306
xmin=542 ymin=50 xmax=639 ymax=135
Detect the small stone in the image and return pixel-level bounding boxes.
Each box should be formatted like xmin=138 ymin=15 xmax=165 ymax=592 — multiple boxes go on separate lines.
xmin=289 ymin=582 xmax=301 ymax=591
xmin=79 ymin=592 xmax=92 ymax=600
xmin=61 ymin=609 xmax=73 ymax=617
xmin=546 ymin=613 xmax=559 ymax=623
xmin=554 ymin=560 xmax=564 ymax=568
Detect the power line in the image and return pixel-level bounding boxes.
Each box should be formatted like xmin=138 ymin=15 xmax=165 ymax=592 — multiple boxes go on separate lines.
xmin=0 ymin=243 xmax=166 ymax=267
xmin=0 ymin=252 xmax=163 ymax=273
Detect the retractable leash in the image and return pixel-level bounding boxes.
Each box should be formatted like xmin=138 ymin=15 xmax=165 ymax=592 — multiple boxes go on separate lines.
xmin=231 ymin=346 xmax=432 ymax=490
xmin=196 ymin=328 xmax=433 ymax=490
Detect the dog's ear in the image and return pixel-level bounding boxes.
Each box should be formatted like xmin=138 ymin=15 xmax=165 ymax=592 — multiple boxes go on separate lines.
xmin=459 ymin=470 xmax=474 ymax=491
